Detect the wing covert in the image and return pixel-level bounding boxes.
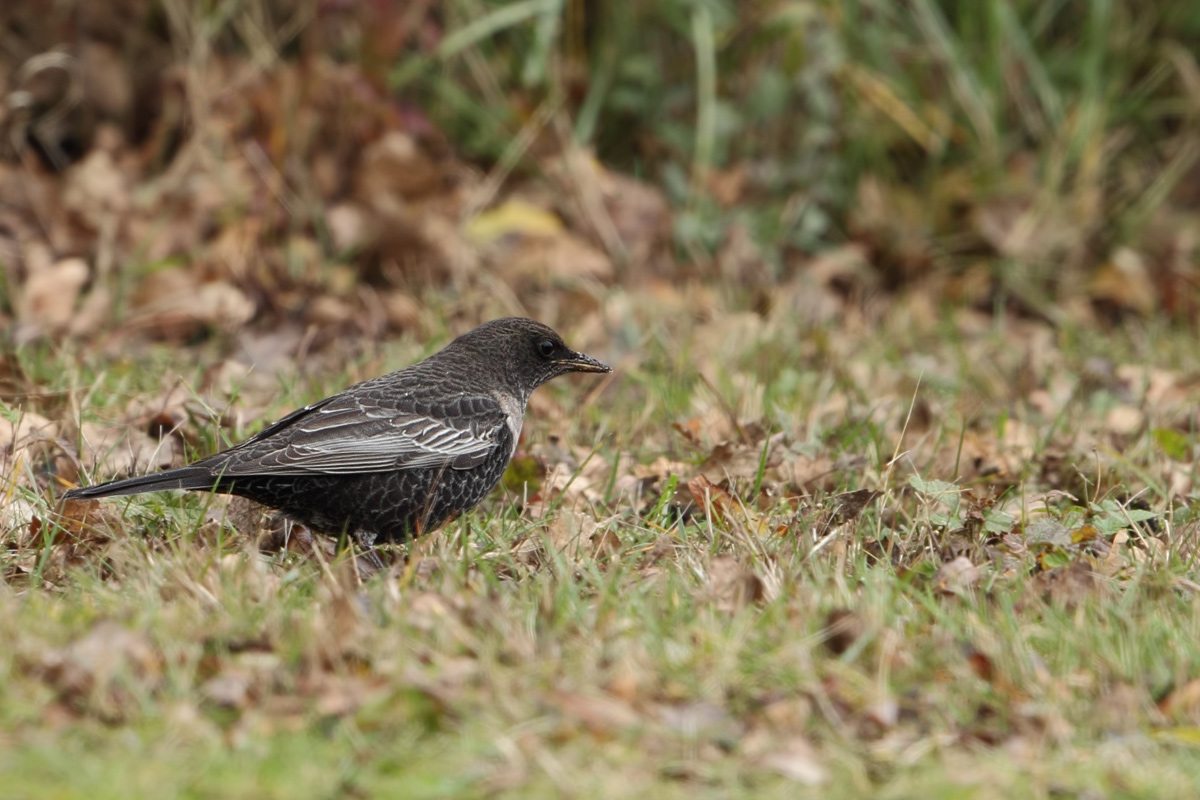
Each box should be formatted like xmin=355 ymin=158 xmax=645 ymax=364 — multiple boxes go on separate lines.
xmin=216 ymin=392 xmax=507 ymax=476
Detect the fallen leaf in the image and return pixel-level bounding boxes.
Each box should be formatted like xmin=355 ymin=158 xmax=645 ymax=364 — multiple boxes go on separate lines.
xmin=706 ymin=555 xmax=765 ymax=612
xmin=1160 ymin=679 xmax=1200 ymax=723
xmin=830 ymin=489 xmax=880 ymax=523
xmin=1031 ymin=560 xmax=1108 ymax=607
xmin=760 ymin=737 xmax=829 ymax=785
xmin=933 ymin=556 xmax=981 ymax=595
xmin=1104 ymin=405 xmax=1145 ymax=436
xmin=553 ymin=690 xmax=641 ymax=735
xmin=591 ymin=527 xmax=622 ymax=560
xmin=76 ymin=422 xmax=174 ymax=482
xmin=1090 ymin=248 xmax=1156 ymax=315
xmin=822 ymin=608 xmax=867 ymax=656
xmin=127 ymin=269 xmax=255 ymax=337
xmin=357 ymin=131 xmax=442 ymax=203
xmin=201 ymin=670 xmax=254 ymax=710
xmin=657 ymin=701 xmax=738 ymax=741
xmin=41 ymin=620 xmax=161 ymax=721
xmin=465 ymin=198 xmax=563 ymax=243
xmin=697 ymin=432 xmax=785 ymax=485
xmin=16 ymin=257 xmax=90 ymax=334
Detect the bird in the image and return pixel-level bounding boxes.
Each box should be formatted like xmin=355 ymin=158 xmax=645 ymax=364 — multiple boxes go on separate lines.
xmin=64 ymin=318 xmax=611 ymax=543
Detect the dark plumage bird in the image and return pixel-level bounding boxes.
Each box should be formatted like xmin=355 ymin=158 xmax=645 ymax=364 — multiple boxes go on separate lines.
xmin=64 ymin=318 xmax=610 ymax=543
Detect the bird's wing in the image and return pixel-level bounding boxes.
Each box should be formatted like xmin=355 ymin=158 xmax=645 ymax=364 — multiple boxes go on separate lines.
xmin=214 ymin=392 xmax=509 ymax=476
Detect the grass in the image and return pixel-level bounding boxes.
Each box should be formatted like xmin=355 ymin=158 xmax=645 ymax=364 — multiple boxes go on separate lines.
xmin=5 ymin=293 xmax=1200 ymax=798
xmin=5 ymin=0 xmax=1200 ymax=795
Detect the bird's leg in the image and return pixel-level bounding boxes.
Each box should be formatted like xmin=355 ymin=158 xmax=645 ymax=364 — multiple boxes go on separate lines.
xmin=455 ymin=514 xmax=471 ymax=583
xmin=354 ymin=530 xmax=385 ymax=579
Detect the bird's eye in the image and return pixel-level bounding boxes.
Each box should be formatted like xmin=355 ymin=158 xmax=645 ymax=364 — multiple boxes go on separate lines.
xmin=537 ymin=339 xmax=556 ymax=358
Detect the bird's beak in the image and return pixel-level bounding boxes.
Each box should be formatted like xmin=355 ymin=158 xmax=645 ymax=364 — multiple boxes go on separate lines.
xmin=560 ymin=350 xmax=612 ymax=374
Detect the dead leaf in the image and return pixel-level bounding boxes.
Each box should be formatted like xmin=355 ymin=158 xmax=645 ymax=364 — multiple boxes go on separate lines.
xmin=312 ymin=674 xmax=387 ymax=718
xmin=381 ymin=290 xmax=421 ymax=331
xmin=934 ymin=556 xmax=981 ymax=595
xmin=523 ymin=507 xmax=597 ymax=564
xmin=1090 ymin=248 xmax=1156 ymax=315
xmin=553 ymin=690 xmax=641 ymax=735
xmin=971 ymin=183 xmax=1082 ymax=264
xmin=706 ymin=555 xmax=765 ymax=612
xmin=465 ymin=198 xmax=563 ymax=243
xmin=657 ymin=701 xmax=738 ymax=741
xmin=63 ymin=149 xmax=129 ymax=228
xmin=760 ymin=696 xmax=814 ymax=733
xmin=41 ymin=620 xmax=161 ymax=721
xmin=697 ymin=432 xmax=785 ymax=485
xmin=760 ymin=737 xmax=829 ymax=785
xmin=357 ymin=131 xmax=442 ymax=204
xmin=496 ymin=231 xmax=614 ymax=287
xmin=201 ymin=670 xmax=255 ymax=710
xmin=1159 ymin=678 xmax=1200 ymax=723
xmin=1104 ymin=405 xmax=1145 ymax=436
xmin=830 ymin=489 xmax=880 ymax=523
xmin=1031 ymin=560 xmax=1108 ymax=607
xmin=717 ymin=222 xmax=768 ymax=284
xmin=0 ymin=409 xmax=57 ymax=454
xmin=127 ymin=269 xmax=255 ymax=337
xmin=546 ymin=152 xmax=671 ymax=269
xmin=591 ymin=527 xmax=622 ymax=561
xmin=16 ymin=257 xmax=90 ymax=334
xmin=76 ymin=422 xmax=174 ymax=481
xmin=326 ymin=202 xmax=375 ymax=253
xmin=822 ymin=608 xmax=867 ymax=656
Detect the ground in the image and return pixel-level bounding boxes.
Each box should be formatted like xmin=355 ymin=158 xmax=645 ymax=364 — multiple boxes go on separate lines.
xmin=3 ymin=2 xmax=1200 ymax=798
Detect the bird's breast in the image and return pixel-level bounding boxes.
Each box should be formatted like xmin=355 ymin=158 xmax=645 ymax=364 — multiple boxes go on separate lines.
xmin=493 ymin=392 xmax=526 ymax=459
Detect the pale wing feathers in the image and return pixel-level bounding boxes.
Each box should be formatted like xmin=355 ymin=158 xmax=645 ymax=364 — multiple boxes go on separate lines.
xmin=218 ymin=395 xmax=505 ymax=476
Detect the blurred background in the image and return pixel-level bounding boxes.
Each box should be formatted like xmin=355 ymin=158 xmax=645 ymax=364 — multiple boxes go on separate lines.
xmin=3 ymin=0 xmax=1199 ymax=353
xmin=7 ymin=10 xmax=1200 ymax=792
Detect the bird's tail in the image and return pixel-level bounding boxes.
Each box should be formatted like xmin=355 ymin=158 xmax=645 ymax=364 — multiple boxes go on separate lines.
xmin=63 ymin=465 xmax=222 ymax=500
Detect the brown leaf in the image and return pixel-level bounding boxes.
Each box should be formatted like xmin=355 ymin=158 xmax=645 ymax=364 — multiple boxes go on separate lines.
xmin=63 ymin=149 xmax=129 ymax=227
xmin=546 ymin=151 xmax=671 ymax=269
xmin=1104 ymin=405 xmax=1145 ymax=436
xmin=933 ymin=556 xmax=981 ymax=595
xmin=127 ymin=270 xmax=255 ymax=337
xmin=53 ymin=497 xmax=124 ymax=543
xmin=41 ymin=620 xmax=161 ymax=721
xmin=77 ymin=422 xmax=174 ymax=482
xmin=0 ymin=410 xmax=57 ymax=454
xmin=760 ymin=737 xmax=829 ymax=785
xmin=553 ymin=690 xmax=641 ymax=735
xmin=530 ymin=507 xmax=598 ymax=563
xmin=591 ymin=527 xmax=622 ymax=561
xmin=326 ymin=202 xmax=375 ymax=253
xmin=357 ymin=131 xmax=442 ymax=203
xmin=1031 ymin=560 xmax=1108 ymax=607
xmin=657 ymin=701 xmax=738 ymax=740
xmin=312 ymin=674 xmax=388 ymax=718
xmin=966 ymin=648 xmax=995 ymax=682
xmin=16 ymin=257 xmax=90 ymax=334
xmin=493 ymin=230 xmax=614 ymax=288
xmin=1090 ymin=248 xmax=1156 ymax=315
xmin=822 ymin=608 xmax=867 ymax=656
xmin=830 ymin=489 xmax=880 ymax=523
xmin=201 ymin=670 xmax=255 ymax=710
xmin=706 ymin=555 xmax=765 ymax=612
xmin=697 ymin=432 xmax=785 ymax=485
xmin=1158 ymin=678 xmax=1200 ymax=723
xmin=686 ymin=475 xmax=737 ymax=521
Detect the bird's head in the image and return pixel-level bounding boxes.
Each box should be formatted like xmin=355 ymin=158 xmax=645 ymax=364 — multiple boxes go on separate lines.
xmin=452 ymin=317 xmax=611 ymax=397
